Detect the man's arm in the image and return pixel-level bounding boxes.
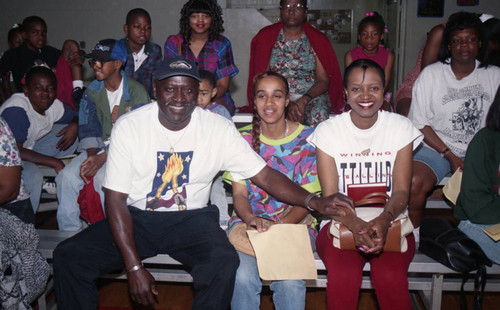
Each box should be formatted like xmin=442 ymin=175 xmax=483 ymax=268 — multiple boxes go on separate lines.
xmin=105 ymin=188 xmax=158 ymax=307
xmin=17 ymin=142 xmax=65 ymax=173
xmin=249 ymin=166 xmax=355 ymax=217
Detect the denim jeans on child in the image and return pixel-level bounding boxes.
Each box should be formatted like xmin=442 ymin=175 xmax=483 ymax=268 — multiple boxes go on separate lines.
xmin=231 ymin=251 xmax=306 ymax=310
xmin=23 ymin=124 xmax=78 ymax=212
xmin=55 ymin=151 xmax=106 ymax=231
xmin=210 ymin=174 xmax=230 ymax=227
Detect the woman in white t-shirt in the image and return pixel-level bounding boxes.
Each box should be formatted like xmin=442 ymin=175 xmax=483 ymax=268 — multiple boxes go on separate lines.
xmin=408 ymin=12 xmax=500 ymax=228
xmin=308 ymin=59 xmax=422 ymax=310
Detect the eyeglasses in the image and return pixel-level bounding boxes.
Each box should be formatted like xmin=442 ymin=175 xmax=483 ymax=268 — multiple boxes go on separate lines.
xmin=280 ymin=3 xmax=305 ymax=10
xmin=88 ymin=59 xmax=109 ymax=68
xmin=450 ymin=37 xmax=479 ymax=46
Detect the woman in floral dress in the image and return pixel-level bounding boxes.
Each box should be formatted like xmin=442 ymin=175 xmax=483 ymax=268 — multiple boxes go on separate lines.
xmin=243 ymin=0 xmax=344 ymax=126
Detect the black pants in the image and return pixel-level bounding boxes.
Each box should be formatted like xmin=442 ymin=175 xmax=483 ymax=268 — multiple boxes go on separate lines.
xmin=53 ymin=205 xmax=239 ymax=309
xmin=0 ymin=198 xmax=34 ymax=224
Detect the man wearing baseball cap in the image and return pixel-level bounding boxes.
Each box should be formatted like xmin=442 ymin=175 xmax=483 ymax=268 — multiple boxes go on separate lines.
xmin=55 ymin=39 xmax=150 ymax=232
xmin=53 ymin=56 xmax=354 ymax=309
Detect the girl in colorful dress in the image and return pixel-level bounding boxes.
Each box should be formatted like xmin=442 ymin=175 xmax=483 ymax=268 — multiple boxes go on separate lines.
xmin=225 ymin=71 xmax=320 ymax=309
xmin=308 ymin=59 xmax=423 ymax=310
xmin=164 ymin=0 xmax=238 ymax=114
xmin=345 ymin=12 xmax=394 ymax=110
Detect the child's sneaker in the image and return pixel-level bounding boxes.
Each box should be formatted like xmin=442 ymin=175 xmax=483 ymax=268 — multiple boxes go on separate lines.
xmin=42 ymin=181 xmax=57 ymax=195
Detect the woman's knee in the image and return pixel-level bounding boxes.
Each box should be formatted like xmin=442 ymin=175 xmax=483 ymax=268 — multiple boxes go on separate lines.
xmin=410 ymin=162 xmax=435 ymax=196
xmin=371 ymin=267 xmax=408 ymax=291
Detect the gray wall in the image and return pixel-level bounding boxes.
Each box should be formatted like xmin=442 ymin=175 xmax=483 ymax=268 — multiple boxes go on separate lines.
xmin=1 ymin=0 xmax=498 ymax=108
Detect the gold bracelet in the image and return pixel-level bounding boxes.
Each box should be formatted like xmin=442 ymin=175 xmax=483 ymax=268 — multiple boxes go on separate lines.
xmin=127 ymin=264 xmax=143 ymax=273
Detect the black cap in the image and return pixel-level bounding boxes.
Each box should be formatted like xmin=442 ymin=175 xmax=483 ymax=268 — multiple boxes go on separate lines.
xmin=85 ymin=39 xmax=127 ymax=64
xmin=154 ymin=56 xmax=200 ymax=81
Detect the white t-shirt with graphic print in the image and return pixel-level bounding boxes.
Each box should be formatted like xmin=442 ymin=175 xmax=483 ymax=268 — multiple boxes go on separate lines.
xmin=103 ymin=103 xmax=266 ymax=211
xmin=409 ymin=60 xmax=500 ymax=157
xmin=308 ymin=111 xmax=423 ymax=196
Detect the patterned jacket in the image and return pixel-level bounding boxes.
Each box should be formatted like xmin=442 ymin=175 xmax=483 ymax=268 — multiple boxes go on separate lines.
xmin=120 ymin=38 xmax=162 ymax=99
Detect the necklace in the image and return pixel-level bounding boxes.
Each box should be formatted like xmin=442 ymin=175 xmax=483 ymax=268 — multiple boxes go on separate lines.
xmin=354 ymin=134 xmax=375 ymax=155
xmin=165 ymin=127 xmax=188 ymax=154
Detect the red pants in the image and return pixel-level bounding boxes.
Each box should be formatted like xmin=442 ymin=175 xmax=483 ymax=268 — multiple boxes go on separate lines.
xmin=316 ymin=222 xmax=415 ymax=310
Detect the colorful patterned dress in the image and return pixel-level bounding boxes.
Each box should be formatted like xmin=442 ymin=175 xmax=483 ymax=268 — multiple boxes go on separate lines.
xmin=0 ymin=116 xmax=28 ymax=203
xmin=224 ymin=123 xmax=320 ymax=241
xmin=270 ymin=30 xmax=330 ymax=127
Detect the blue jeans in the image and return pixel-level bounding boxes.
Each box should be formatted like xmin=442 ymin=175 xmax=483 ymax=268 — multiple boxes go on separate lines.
xmin=55 ymin=152 xmax=106 ymax=231
xmin=23 ymin=124 xmax=78 ymax=212
xmin=210 ymin=174 xmax=229 ymax=226
xmin=413 ymin=145 xmax=463 ymax=185
xmin=458 ymin=220 xmax=500 ymax=264
xmin=231 ymin=251 xmax=306 ymax=310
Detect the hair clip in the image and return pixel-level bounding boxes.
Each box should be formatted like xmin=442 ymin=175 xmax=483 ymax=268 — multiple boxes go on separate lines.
xmin=12 ymin=23 xmax=20 ymax=29
xmin=384 ymin=27 xmax=389 ymax=33
xmin=365 ymin=12 xmax=374 ymax=17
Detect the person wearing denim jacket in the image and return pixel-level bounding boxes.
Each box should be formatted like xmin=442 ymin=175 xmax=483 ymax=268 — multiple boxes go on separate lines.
xmin=55 ymin=39 xmax=150 ymax=231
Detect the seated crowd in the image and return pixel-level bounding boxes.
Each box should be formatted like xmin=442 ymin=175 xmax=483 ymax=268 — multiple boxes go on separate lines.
xmin=0 ymin=0 xmax=499 ymax=309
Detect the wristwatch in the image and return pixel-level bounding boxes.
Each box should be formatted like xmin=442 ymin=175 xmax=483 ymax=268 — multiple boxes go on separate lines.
xmin=440 ymin=148 xmax=450 ymax=157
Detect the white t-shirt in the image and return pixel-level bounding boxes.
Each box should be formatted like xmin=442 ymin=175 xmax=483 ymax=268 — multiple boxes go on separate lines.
xmin=308 ymin=111 xmax=423 ymax=195
xmin=103 ymin=104 xmax=266 ymax=211
xmin=0 ymin=93 xmax=64 ymax=149
xmin=106 ymin=78 xmax=124 ymax=113
xmin=409 ymin=60 xmax=500 ymax=157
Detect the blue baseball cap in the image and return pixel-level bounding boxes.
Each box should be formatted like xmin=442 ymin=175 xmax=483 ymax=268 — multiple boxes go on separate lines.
xmin=154 ymin=56 xmax=200 ymax=81
xmin=85 ymin=39 xmax=127 ymax=64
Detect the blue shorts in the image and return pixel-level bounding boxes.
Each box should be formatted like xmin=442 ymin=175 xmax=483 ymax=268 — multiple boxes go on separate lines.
xmin=413 ymin=145 xmax=452 ymax=185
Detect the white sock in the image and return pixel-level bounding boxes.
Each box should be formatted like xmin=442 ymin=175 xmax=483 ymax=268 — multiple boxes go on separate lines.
xmin=73 ymin=80 xmax=84 ymax=89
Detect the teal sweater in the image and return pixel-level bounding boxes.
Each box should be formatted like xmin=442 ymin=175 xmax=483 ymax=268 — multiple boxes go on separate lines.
xmin=454 ymin=128 xmax=500 ymax=224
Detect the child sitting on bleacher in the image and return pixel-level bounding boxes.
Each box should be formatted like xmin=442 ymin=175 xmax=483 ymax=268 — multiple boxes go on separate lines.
xmin=119 ymin=8 xmax=162 ymax=99
xmin=198 ymin=70 xmax=230 ymax=119
xmin=0 ymin=66 xmax=78 ymax=213
xmin=0 ymin=16 xmax=84 ymax=108
xmin=224 ymin=71 xmax=320 ymax=309
xmin=198 ymin=70 xmax=230 ymax=226
xmin=55 ymin=39 xmax=150 ymax=231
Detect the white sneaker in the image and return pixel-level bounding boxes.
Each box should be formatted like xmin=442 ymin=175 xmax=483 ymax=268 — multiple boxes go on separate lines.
xmin=42 ymin=181 xmax=57 ymax=195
